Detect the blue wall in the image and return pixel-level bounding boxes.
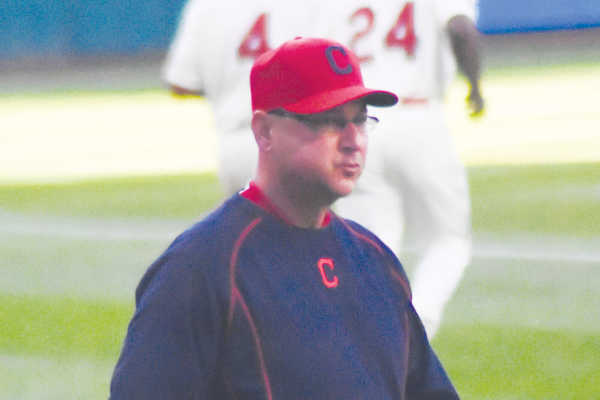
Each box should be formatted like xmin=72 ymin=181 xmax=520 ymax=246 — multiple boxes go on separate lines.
xmin=478 ymin=0 xmax=600 ymax=33
xmin=1 ymin=0 xmax=600 ymax=62
xmin=0 ymin=0 xmax=186 ymax=61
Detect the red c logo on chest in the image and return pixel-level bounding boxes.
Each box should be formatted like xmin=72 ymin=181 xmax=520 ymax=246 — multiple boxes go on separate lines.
xmin=317 ymin=258 xmax=339 ymax=288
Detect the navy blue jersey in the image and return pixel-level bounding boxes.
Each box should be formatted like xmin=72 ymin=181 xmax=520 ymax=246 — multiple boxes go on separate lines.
xmin=110 ymin=193 xmax=459 ymax=399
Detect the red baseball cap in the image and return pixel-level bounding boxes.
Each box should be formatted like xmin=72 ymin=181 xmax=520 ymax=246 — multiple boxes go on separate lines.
xmin=250 ymin=37 xmax=398 ymax=113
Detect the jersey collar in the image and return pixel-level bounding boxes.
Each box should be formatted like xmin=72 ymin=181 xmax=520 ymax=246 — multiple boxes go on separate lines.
xmin=240 ymin=181 xmax=331 ymax=228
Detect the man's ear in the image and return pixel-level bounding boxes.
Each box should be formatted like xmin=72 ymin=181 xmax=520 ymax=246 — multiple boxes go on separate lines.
xmin=251 ymin=110 xmax=273 ymax=152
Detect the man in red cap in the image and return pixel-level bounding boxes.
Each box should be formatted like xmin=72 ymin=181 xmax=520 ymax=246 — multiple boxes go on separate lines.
xmin=110 ymin=37 xmax=460 ymax=400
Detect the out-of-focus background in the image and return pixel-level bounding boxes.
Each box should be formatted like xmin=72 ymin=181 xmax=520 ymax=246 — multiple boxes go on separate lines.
xmin=1 ymin=1 xmax=599 ymax=399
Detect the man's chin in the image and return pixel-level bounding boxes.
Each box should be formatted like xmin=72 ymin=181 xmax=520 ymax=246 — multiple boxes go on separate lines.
xmin=333 ymin=181 xmax=358 ymax=198
xmin=283 ymin=174 xmax=357 ymax=206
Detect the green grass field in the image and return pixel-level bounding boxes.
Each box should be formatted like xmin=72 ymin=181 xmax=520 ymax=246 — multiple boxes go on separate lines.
xmin=1 ymin=165 xmax=598 ymax=399
xmin=1 ymin=60 xmax=599 ymax=399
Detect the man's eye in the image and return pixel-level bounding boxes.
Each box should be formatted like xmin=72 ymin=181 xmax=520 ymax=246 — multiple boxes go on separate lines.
xmin=331 ymin=118 xmax=348 ymax=129
xmin=353 ymin=115 xmax=368 ymax=125
xmin=313 ymin=117 xmax=343 ymax=129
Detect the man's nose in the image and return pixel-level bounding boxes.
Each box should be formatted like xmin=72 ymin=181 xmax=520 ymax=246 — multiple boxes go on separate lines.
xmin=339 ymin=122 xmax=366 ymax=152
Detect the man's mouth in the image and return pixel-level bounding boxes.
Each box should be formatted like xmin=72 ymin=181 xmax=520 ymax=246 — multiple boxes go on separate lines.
xmin=339 ymin=162 xmax=361 ymax=178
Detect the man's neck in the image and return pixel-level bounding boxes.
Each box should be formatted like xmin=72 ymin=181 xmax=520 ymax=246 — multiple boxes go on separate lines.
xmin=249 ymin=179 xmax=331 ymax=229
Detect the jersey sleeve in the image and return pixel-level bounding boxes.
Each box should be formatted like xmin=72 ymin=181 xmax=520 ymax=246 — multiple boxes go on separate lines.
xmin=388 ymin=266 xmax=461 ymax=398
xmin=404 ymin=303 xmax=461 ymax=399
xmin=163 ymin=0 xmax=208 ymax=91
xmin=109 ymin=238 xmax=225 ymax=399
xmin=379 ymin=236 xmax=460 ymax=399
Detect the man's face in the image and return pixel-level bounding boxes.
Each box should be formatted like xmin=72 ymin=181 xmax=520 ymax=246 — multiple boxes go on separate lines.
xmin=267 ymin=100 xmax=370 ymax=204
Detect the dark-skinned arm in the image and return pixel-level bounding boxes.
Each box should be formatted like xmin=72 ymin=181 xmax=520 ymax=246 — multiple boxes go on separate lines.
xmin=447 ymin=15 xmax=485 ymax=117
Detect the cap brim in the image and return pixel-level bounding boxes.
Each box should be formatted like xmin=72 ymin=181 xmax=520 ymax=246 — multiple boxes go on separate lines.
xmin=283 ymin=85 xmax=398 ymax=114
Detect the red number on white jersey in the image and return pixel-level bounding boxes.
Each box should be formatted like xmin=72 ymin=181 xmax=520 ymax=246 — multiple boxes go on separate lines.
xmin=348 ymin=2 xmax=417 ymax=62
xmin=238 ymin=13 xmax=271 ymax=59
xmin=385 ymin=2 xmax=417 ymax=57
xmin=349 ymin=7 xmax=375 ymax=63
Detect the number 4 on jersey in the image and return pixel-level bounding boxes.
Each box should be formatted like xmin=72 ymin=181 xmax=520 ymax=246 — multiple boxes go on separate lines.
xmin=238 ymin=14 xmax=271 ymax=59
xmin=385 ymin=2 xmax=417 ymax=57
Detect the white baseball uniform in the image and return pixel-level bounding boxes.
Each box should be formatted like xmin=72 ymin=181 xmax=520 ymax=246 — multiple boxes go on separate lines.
xmin=323 ymin=0 xmax=477 ymax=338
xmin=164 ymin=0 xmax=324 ymax=196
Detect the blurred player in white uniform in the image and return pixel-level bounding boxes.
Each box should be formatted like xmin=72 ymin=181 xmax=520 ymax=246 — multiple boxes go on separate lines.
xmin=164 ymin=0 xmax=324 ymax=196
xmin=324 ymin=0 xmax=485 ymax=338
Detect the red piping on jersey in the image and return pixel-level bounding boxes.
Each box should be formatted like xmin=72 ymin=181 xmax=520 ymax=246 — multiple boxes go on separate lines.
xmin=227 ymin=217 xmax=273 ymax=400
xmin=403 ymin=311 xmax=411 ymax=369
xmin=335 ymin=215 xmax=383 ymax=254
xmin=389 ymin=267 xmax=412 ymax=301
xmin=241 ymin=181 xmax=331 ymax=227
xmin=336 ymin=215 xmax=412 ymax=300
xmin=228 ymin=217 xmax=261 ymax=323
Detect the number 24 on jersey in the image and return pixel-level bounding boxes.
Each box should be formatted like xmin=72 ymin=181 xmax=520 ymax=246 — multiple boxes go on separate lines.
xmin=237 ymin=3 xmax=417 ymax=62
xmin=350 ymin=3 xmax=417 ymax=62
